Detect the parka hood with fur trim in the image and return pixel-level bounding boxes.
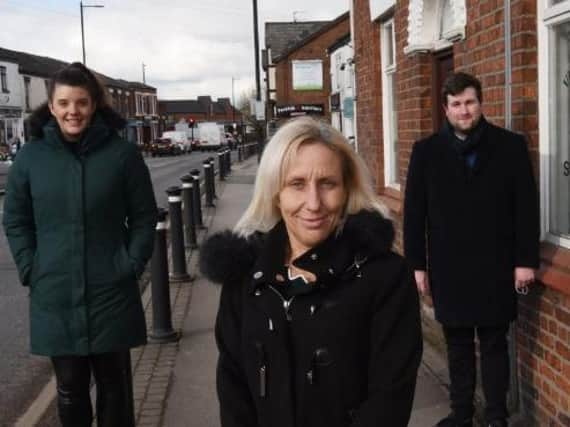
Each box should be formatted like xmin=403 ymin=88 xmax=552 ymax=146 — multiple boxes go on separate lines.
xmin=200 ymin=210 xmax=395 ymax=287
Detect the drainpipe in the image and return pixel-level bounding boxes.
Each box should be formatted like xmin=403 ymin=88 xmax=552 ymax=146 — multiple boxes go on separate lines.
xmin=505 ymin=0 xmax=512 ymax=130
xmin=504 ymin=0 xmax=521 ymax=417
xmin=349 ymin=0 xmax=359 ymax=152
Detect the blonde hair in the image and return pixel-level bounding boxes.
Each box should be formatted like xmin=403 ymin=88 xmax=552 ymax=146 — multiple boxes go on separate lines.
xmin=235 ymin=116 xmax=389 ymax=237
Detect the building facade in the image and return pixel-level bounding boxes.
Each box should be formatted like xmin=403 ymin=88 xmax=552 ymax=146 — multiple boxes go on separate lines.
xmin=127 ymin=82 xmax=158 ymax=145
xmin=328 ymin=33 xmax=357 ymax=145
xmin=264 ymin=13 xmax=351 ymax=123
xmin=0 ymin=59 xmax=24 ymax=147
xmin=351 ymin=0 xmax=569 ymax=425
xmin=0 ymin=46 xmax=157 ymax=146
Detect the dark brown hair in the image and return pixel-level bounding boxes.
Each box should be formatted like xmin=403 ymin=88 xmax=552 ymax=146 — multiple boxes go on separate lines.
xmin=28 ymin=62 xmax=125 ymax=138
xmin=442 ymin=72 xmax=483 ymax=106
xmin=46 ymin=62 xmax=108 ymax=106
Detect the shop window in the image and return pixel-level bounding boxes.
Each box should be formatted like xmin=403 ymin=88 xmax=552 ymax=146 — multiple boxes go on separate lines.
xmin=540 ymin=2 xmax=570 ymax=248
xmin=549 ymin=21 xmax=570 ymax=241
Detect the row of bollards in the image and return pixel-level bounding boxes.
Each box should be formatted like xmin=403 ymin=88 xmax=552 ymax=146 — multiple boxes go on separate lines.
xmin=148 ymin=152 xmax=236 ymax=343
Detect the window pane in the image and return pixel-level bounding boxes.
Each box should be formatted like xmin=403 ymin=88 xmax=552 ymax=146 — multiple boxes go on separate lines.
xmin=384 ymin=23 xmax=394 ymax=67
xmin=551 ymin=21 xmax=570 ymax=238
xmin=389 ymin=72 xmax=399 ymax=184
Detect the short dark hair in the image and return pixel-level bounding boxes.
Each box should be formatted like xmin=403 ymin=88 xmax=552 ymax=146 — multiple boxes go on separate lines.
xmin=47 ymin=62 xmax=108 ymax=107
xmin=442 ymin=72 xmax=482 ymax=105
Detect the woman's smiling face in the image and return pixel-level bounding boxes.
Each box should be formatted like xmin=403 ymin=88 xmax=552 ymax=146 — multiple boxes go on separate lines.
xmin=49 ymin=84 xmax=96 ymax=141
xmin=278 ymin=142 xmax=346 ymax=260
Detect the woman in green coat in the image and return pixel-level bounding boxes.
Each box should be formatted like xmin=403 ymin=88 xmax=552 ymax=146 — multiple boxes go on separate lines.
xmin=3 ymin=62 xmax=157 ymax=427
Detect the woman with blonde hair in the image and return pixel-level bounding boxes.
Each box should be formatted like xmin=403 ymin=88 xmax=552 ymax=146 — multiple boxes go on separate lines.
xmin=201 ymin=116 xmax=422 ymax=427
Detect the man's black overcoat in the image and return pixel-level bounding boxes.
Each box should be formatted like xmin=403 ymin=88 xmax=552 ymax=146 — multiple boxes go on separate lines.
xmin=404 ymin=120 xmax=540 ymax=326
xmin=201 ymin=211 xmax=422 ymax=427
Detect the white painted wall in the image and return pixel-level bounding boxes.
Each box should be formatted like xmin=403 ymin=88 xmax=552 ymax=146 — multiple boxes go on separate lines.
xmin=0 ymin=60 xmax=23 ymax=108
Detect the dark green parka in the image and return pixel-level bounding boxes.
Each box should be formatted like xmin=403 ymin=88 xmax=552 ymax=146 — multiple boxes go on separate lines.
xmin=2 ymin=113 xmax=157 ymax=356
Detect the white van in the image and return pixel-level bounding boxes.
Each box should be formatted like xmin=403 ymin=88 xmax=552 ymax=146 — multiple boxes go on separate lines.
xmin=161 ymin=131 xmax=192 ymax=153
xmin=197 ymin=122 xmax=226 ymax=151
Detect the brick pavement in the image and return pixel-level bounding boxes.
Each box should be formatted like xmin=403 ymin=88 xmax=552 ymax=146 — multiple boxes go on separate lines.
xmin=125 ymin=161 xmax=231 ymax=427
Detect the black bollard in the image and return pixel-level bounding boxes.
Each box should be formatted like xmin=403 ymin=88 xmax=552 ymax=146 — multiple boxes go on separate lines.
xmin=166 ymin=187 xmax=190 ymax=282
xmin=225 ymin=148 xmax=232 ymax=173
xmin=203 ymin=160 xmax=215 ymax=207
xmin=180 ymin=175 xmax=198 ymax=249
xmin=149 ymin=208 xmax=179 ymax=343
xmin=208 ymin=157 xmax=218 ymax=199
xmin=218 ymin=150 xmax=225 ymax=181
xmin=190 ymin=169 xmax=205 ymax=229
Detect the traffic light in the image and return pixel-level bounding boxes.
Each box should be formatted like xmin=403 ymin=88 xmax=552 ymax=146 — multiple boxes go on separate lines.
xmin=189 ymin=118 xmax=195 ymax=128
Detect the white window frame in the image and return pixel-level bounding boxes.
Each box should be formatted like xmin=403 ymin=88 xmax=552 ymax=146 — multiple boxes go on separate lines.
xmin=1 ymin=66 xmax=8 ymax=92
xmin=538 ymin=0 xmax=570 ymax=248
xmin=381 ymin=18 xmax=400 ymax=190
xmin=24 ymin=76 xmax=31 ymax=110
xmin=135 ymin=93 xmax=141 ymax=115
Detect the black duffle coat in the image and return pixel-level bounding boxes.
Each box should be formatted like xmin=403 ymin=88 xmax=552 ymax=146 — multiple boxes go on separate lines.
xmin=200 ymin=211 xmax=422 ymax=427
xmin=403 ymin=119 xmax=540 ymax=327
xmin=3 ymin=114 xmax=157 ymax=356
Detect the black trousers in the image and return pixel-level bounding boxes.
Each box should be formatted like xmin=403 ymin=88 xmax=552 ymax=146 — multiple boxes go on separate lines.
xmin=442 ymin=324 xmax=510 ymax=422
xmin=51 ymin=351 xmax=135 ymax=427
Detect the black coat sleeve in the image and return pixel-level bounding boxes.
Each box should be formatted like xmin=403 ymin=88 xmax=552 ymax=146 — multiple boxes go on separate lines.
xmin=512 ymin=137 xmax=540 ymax=268
xmin=123 ymin=144 xmax=158 ymax=278
xmin=350 ymin=257 xmax=423 ymax=427
xmin=215 ymin=284 xmax=258 ymax=427
xmin=404 ymin=140 xmax=428 ymax=270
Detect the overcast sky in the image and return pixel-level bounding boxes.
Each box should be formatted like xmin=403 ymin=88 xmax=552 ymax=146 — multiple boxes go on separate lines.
xmin=2 ymin=0 xmax=349 ymax=102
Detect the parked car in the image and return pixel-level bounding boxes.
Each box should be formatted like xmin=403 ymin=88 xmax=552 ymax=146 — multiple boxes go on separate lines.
xmin=150 ymin=138 xmax=177 ymax=157
xmin=161 ymin=131 xmax=192 ymax=154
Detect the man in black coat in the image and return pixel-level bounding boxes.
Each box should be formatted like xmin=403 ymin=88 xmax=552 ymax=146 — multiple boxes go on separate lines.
xmin=404 ymin=72 xmax=540 ymax=427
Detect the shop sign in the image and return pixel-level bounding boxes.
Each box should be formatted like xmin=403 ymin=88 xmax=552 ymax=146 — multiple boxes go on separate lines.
xmin=275 ymin=104 xmax=324 ymax=117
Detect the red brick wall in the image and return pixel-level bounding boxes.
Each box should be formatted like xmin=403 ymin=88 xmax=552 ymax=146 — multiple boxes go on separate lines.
xmin=352 ymin=0 xmax=383 ymax=193
xmin=518 ymin=287 xmax=570 ymax=426
xmin=352 ymin=0 xmax=570 ymax=424
xmin=274 ymin=16 xmax=350 ymax=122
xmin=352 ymin=0 xmax=433 ymax=250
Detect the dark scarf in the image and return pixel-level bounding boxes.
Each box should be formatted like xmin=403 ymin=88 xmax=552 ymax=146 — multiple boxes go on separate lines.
xmin=443 ymin=115 xmax=488 ymax=156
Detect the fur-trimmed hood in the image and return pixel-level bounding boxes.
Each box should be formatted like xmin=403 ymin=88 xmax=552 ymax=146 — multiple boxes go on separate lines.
xmin=200 ymin=210 xmax=394 ymax=287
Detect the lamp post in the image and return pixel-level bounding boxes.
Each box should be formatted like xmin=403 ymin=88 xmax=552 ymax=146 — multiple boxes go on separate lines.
xmin=231 ymin=76 xmax=236 ymax=124
xmin=80 ymin=1 xmax=104 ymax=65
xmin=252 ymin=0 xmax=264 ymax=162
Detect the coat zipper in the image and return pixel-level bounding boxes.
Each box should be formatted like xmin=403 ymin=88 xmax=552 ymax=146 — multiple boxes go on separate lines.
xmin=267 ymin=285 xmax=296 ymax=321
